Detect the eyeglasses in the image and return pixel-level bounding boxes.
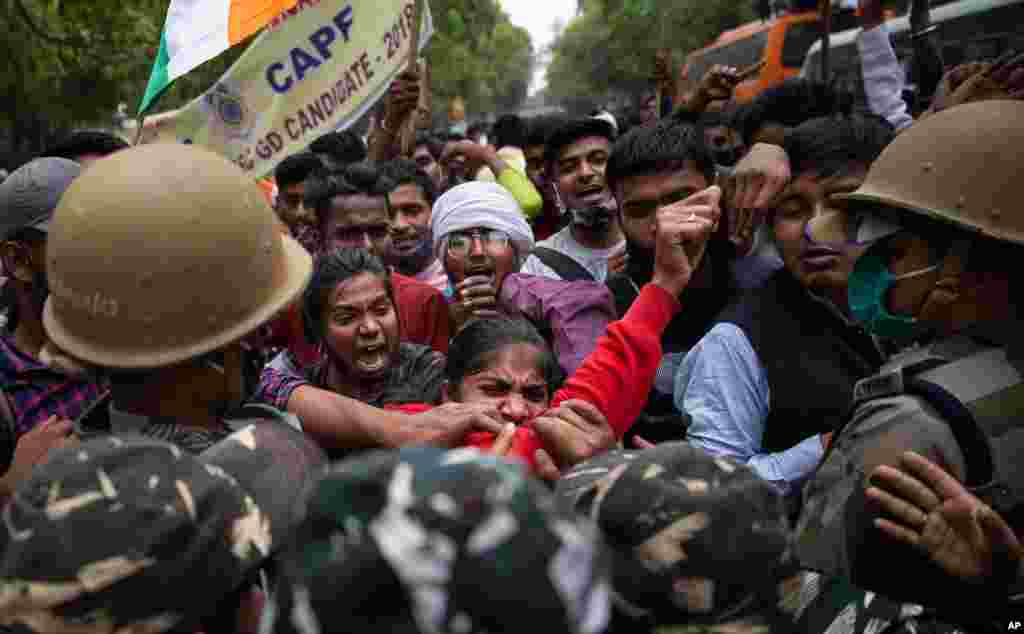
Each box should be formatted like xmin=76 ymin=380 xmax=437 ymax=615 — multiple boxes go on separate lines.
xmin=446 ymin=229 xmax=511 ymax=257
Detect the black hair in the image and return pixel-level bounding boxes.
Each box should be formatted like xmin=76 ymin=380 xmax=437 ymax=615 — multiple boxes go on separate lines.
xmin=491 ymin=114 xmax=527 ymax=149
xmin=543 ymin=118 xmax=616 ymax=167
xmin=274 ymin=152 xmax=323 ymax=190
xmin=44 ymin=130 xmax=129 ymax=161
xmin=525 ymin=115 xmax=569 ymax=148
xmin=737 ymin=79 xmax=854 ymax=146
xmin=697 ymin=110 xmax=736 ymax=129
xmin=0 ymin=227 xmax=47 ymax=333
xmin=783 ymin=114 xmax=895 ymax=179
xmin=309 ymin=130 xmax=367 ymax=167
xmin=446 ymin=317 xmax=564 ymax=397
xmin=414 ymin=132 xmax=445 ymax=161
xmin=466 ymin=121 xmax=487 ymax=138
xmin=302 ymin=247 xmax=394 ymax=343
xmin=303 ymin=162 xmax=395 ymax=229
xmin=379 ymin=158 xmax=438 ymax=206
xmin=606 ymin=119 xmax=715 ymax=192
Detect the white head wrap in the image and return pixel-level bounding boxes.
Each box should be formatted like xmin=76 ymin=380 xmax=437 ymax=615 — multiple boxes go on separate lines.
xmin=431 ymin=182 xmax=535 ymax=262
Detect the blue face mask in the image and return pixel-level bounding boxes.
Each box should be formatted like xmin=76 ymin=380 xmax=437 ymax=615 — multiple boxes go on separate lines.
xmin=847 ymin=248 xmax=938 ymax=340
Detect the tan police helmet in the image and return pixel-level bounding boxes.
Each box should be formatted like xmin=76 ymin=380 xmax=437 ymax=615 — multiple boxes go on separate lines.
xmin=837 ymin=100 xmax=1024 ymax=246
xmin=43 ymin=143 xmax=313 ymax=369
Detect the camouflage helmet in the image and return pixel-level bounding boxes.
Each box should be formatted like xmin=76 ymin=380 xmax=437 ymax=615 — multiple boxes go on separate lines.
xmin=837 ymin=100 xmax=1024 ymax=246
xmin=43 ymin=144 xmax=313 ymax=368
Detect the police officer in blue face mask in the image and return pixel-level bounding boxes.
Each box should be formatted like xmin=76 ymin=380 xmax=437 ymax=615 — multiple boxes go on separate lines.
xmin=793 ymin=100 xmax=1024 ymax=632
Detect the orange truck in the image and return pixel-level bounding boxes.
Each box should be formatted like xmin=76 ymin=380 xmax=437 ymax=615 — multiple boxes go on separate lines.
xmin=678 ymin=8 xmax=860 ymax=103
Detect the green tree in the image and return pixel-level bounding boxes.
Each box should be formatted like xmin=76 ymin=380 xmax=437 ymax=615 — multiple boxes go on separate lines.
xmin=0 ymin=0 xmax=246 ymax=161
xmin=545 ymin=0 xmax=756 ymax=112
xmin=0 ymin=0 xmax=533 ymax=162
xmin=426 ymin=0 xmax=534 ymax=120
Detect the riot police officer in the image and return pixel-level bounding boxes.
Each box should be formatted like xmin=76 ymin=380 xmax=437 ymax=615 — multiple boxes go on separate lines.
xmin=42 ymin=143 xmax=315 ymax=450
xmin=794 ymin=100 xmax=1024 ymax=630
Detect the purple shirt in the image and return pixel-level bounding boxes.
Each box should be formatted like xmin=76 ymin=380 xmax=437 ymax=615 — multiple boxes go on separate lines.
xmin=0 ymin=336 xmax=108 ymax=436
xmin=498 ymin=273 xmax=616 ymax=376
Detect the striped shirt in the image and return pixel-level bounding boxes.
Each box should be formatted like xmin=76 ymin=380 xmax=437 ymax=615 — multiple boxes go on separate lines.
xmin=0 ymin=336 xmax=108 ymax=436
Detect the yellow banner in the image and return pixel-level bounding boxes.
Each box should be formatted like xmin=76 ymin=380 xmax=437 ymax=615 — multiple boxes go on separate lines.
xmin=146 ymin=0 xmax=432 ymax=177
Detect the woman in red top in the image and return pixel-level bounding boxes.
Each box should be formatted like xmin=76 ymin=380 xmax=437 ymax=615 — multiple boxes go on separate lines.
xmin=392 ymin=185 xmax=723 ymax=471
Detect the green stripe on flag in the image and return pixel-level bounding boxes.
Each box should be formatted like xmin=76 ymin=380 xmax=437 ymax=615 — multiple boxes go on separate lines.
xmin=138 ymin=31 xmax=172 ymax=116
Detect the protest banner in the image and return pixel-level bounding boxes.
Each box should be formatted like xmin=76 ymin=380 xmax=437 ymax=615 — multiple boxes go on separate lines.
xmin=146 ymin=0 xmax=433 ymax=177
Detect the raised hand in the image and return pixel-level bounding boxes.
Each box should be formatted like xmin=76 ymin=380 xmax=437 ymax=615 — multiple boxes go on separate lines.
xmin=382 ymin=68 xmax=421 ymax=131
xmin=651 ymin=185 xmax=722 ymax=297
xmin=867 ymin=450 xmax=1023 ymax=583
xmin=725 ymin=143 xmax=791 ymax=255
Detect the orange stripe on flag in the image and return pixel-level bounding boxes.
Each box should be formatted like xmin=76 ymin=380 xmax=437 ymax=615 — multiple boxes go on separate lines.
xmin=228 ymin=0 xmax=300 ymax=45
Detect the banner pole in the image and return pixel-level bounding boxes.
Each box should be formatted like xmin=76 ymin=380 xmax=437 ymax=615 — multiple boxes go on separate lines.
xmin=399 ymin=0 xmax=424 ymax=157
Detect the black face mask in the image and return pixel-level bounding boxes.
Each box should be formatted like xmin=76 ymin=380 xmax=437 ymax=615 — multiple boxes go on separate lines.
xmin=570 ymin=205 xmax=614 ymax=232
xmin=710 ymin=146 xmax=742 ymax=168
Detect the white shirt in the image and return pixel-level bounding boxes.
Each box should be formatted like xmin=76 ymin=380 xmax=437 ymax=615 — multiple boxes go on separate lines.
xmin=520 ymin=226 xmax=624 ymax=283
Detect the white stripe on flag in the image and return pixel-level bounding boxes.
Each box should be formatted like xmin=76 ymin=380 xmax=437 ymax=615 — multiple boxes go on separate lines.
xmin=165 ymin=0 xmax=232 ymax=80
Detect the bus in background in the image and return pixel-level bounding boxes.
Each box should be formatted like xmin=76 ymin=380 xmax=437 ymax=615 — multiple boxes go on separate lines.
xmin=678 ymin=7 xmax=860 ymax=103
xmin=801 ymin=0 xmax=1024 ymax=108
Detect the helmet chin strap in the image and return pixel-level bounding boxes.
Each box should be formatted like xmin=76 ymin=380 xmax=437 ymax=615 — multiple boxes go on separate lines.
xmin=917 ymin=238 xmax=971 ymax=332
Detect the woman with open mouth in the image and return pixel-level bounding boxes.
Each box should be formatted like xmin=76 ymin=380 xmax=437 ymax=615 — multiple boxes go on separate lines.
xmin=256 ymin=248 xmax=448 ymax=461
xmin=397 ymin=184 xmax=723 ymax=473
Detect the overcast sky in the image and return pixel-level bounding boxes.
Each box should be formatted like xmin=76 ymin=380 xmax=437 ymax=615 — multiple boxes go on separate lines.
xmin=500 ymin=0 xmax=578 ymax=95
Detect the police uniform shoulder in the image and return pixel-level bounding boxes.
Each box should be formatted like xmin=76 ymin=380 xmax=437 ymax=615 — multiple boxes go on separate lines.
xmin=852 ymin=345 xmax=947 ymax=405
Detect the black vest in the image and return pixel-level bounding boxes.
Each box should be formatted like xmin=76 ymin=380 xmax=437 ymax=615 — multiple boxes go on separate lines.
xmin=606 ymin=243 xmax=736 ymax=355
xmin=717 ymin=270 xmax=885 ymax=452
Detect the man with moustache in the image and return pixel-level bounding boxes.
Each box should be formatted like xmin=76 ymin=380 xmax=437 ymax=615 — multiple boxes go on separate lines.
xmin=521 ymin=118 xmax=626 ymax=283
xmin=379 ymin=159 xmax=448 ymax=292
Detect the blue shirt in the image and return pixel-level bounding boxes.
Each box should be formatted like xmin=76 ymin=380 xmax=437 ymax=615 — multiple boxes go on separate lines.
xmin=674 ymin=323 xmax=825 ymax=496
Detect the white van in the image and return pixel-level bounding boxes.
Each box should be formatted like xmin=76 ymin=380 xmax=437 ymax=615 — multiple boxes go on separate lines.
xmin=801 ymin=0 xmax=1024 ymax=105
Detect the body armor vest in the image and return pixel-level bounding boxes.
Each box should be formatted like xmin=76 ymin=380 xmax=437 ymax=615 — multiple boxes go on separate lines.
xmin=851 ymin=339 xmax=1024 ymax=528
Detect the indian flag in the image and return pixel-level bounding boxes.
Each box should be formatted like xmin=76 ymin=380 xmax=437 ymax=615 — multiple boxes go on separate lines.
xmin=139 ymin=0 xmax=299 ymax=114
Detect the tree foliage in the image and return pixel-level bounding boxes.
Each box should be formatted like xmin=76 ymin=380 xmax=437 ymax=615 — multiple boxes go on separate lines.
xmin=545 ymin=0 xmax=756 ymax=111
xmin=1 ymin=0 xmax=533 ymax=162
xmin=425 ymin=0 xmax=534 ymax=119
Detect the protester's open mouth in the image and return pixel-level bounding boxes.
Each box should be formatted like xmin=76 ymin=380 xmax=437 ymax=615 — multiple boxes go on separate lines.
xmin=356 ymin=344 xmax=390 ymax=372
xmin=391 ymin=237 xmax=423 ymax=254
xmin=579 ymin=187 xmax=608 ymax=205
xmin=801 ymin=246 xmax=841 ymax=272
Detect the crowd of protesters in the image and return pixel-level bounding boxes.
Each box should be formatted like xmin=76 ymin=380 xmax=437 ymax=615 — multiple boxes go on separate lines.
xmin=0 ymin=1 xmax=1023 ymax=631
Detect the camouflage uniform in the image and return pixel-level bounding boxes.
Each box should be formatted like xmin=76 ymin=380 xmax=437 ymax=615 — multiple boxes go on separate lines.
xmin=793 ymin=100 xmax=1024 ymax=632
xmin=0 ymin=423 xmax=326 ymax=633
xmin=555 ymin=442 xmax=799 ymax=633
xmin=265 ymin=445 xmax=613 ymax=634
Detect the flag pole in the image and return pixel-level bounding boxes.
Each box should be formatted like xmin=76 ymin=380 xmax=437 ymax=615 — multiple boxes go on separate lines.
xmin=399 ymin=0 xmax=425 ymax=157
xmin=818 ymin=0 xmax=833 ymax=82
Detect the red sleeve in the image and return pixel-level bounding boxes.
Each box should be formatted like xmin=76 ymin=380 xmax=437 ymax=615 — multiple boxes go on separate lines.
xmin=386 ymin=404 xmax=542 ymax=469
xmin=548 ymin=283 xmax=680 ymax=438
xmin=392 ymin=273 xmax=451 ymax=354
xmin=385 ymin=403 xmax=434 ymax=414
xmin=423 ymin=288 xmax=451 ymax=354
